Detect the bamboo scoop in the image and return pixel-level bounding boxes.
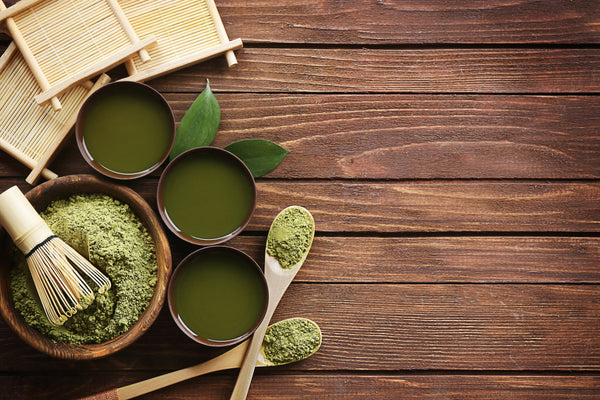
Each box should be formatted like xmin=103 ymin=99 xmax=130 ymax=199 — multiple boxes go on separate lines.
xmin=76 ymin=318 xmax=321 ymax=400
xmin=230 ymin=206 xmax=315 ymax=400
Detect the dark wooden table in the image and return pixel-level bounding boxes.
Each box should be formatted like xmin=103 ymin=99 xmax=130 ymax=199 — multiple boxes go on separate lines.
xmin=1 ymin=1 xmax=600 ymax=398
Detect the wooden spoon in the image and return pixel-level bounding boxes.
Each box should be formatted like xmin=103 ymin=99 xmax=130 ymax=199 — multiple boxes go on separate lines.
xmin=230 ymin=206 xmax=315 ymax=400
xmin=75 ymin=318 xmax=321 ymax=400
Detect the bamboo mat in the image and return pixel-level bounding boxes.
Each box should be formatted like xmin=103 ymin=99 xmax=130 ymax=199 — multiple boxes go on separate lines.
xmin=0 ymin=0 xmax=154 ymax=110
xmin=0 ymin=43 xmax=109 ymax=184
xmin=119 ymin=0 xmax=242 ymax=82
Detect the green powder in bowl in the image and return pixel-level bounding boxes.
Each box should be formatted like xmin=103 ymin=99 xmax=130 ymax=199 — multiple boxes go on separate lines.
xmin=10 ymin=194 xmax=157 ymax=344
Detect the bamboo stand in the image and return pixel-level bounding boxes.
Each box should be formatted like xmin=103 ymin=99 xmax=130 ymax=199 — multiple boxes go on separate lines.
xmin=0 ymin=0 xmax=155 ymax=109
xmin=0 ymin=43 xmax=110 ymax=184
xmin=118 ymin=0 xmax=242 ymax=82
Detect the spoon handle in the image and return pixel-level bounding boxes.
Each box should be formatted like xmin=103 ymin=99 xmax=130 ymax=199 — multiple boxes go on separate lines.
xmin=229 ymin=312 xmax=272 ymax=400
xmin=75 ymin=341 xmax=249 ymax=400
xmin=230 ymin=252 xmax=306 ymax=400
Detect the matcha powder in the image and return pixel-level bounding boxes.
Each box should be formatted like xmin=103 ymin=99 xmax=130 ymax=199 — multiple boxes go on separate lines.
xmin=266 ymin=207 xmax=314 ymax=269
xmin=10 ymin=194 xmax=157 ymax=344
xmin=263 ymin=318 xmax=321 ymax=365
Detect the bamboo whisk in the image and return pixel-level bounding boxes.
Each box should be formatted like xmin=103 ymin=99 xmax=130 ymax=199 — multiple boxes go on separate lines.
xmin=0 ymin=186 xmax=111 ymax=326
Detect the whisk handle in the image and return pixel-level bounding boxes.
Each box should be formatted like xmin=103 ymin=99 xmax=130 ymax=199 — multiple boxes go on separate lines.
xmin=0 ymin=185 xmax=53 ymax=254
xmin=74 ymin=389 xmax=120 ymax=400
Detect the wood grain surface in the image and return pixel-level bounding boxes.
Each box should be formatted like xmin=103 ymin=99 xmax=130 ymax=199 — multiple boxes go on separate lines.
xmin=2 ymin=0 xmax=600 ymax=45
xmin=0 ymin=0 xmax=599 ymax=398
xmin=0 ymin=179 xmax=598 ymax=232
xmin=2 ymin=94 xmax=598 ymax=180
xmin=2 ymin=284 xmax=600 ymax=371
xmin=146 ymin=49 xmax=600 ymax=93
xmin=215 ymin=0 xmax=600 ymax=45
xmin=3 ymin=374 xmax=600 ymax=400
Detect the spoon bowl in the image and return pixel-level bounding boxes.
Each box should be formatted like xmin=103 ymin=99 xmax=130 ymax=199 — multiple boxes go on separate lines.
xmin=258 ymin=317 xmax=322 ymax=367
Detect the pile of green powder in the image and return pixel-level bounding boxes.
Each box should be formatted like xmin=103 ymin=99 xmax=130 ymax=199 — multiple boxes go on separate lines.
xmin=10 ymin=194 xmax=157 ymax=344
xmin=263 ymin=318 xmax=321 ymax=365
xmin=266 ymin=207 xmax=314 ymax=269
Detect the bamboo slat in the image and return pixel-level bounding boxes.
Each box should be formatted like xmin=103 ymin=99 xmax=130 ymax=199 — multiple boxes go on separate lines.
xmin=118 ymin=0 xmax=242 ymax=82
xmin=0 ymin=0 xmax=154 ymax=106
xmin=0 ymin=43 xmax=110 ymax=184
xmin=0 ymin=0 xmax=61 ymax=110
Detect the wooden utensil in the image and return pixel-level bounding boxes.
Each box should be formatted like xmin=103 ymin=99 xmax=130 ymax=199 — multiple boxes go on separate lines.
xmin=76 ymin=318 xmax=321 ymax=400
xmin=230 ymin=206 xmax=315 ymax=400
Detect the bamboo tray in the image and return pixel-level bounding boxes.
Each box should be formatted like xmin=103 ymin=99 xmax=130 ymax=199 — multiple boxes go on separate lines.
xmin=118 ymin=0 xmax=242 ymax=82
xmin=0 ymin=0 xmax=155 ymax=110
xmin=0 ymin=43 xmax=110 ymax=185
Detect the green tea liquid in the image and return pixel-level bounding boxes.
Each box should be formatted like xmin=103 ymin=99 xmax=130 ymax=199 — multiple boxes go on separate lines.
xmin=173 ymin=251 xmax=266 ymax=341
xmin=162 ymin=152 xmax=254 ymax=240
xmin=82 ymin=87 xmax=172 ymax=174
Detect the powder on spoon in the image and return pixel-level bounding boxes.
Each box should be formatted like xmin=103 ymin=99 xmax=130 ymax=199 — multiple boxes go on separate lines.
xmin=262 ymin=318 xmax=321 ymax=365
xmin=10 ymin=194 xmax=157 ymax=344
xmin=266 ymin=207 xmax=314 ymax=269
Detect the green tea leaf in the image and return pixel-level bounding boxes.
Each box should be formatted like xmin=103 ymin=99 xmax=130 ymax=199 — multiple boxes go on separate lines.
xmin=225 ymin=139 xmax=290 ymax=178
xmin=169 ymin=80 xmax=220 ymax=160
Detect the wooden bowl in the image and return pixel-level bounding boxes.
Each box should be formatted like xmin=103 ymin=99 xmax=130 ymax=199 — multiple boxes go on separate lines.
xmin=0 ymin=175 xmax=172 ymax=360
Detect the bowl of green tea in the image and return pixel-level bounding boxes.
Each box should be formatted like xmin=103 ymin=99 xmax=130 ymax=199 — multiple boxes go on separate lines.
xmin=168 ymin=246 xmax=268 ymax=347
xmin=157 ymin=147 xmax=256 ymax=245
xmin=76 ymin=81 xmax=175 ymax=179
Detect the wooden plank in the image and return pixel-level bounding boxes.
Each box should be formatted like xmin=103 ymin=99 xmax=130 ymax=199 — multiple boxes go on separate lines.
xmin=1 ymin=285 xmax=599 ymax=371
xmin=1 ymin=231 xmax=598 ymax=285
xmin=208 ymin=94 xmax=600 ymax=180
xmin=2 ymin=374 xmax=600 ymax=399
xmin=281 ymin=284 xmax=600 ymax=371
xmin=194 ymin=236 xmax=600 ymax=284
xmin=0 ymin=179 xmax=597 ymax=232
xmin=3 ymin=0 xmax=600 ymax=45
xmin=213 ymin=0 xmax=600 ymax=45
xmin=150 ymin=48 xmax=600 ymax=94
xmin=250 ymin=181 xmax=600 ymax=233
xmin=270 ymin=236 xmax=600 ymax=284
xmin=3 ymin=95 xmax=598 ymax=180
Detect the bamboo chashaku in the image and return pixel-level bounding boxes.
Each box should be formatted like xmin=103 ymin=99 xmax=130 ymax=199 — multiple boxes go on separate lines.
xmin=0 ymin=186 xmax=110 ymax=326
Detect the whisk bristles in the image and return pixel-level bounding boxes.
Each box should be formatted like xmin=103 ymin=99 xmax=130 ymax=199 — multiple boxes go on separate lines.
xmin=0 ymin=186 xmax=112 ymax=326
xmin=26 ymin=236 xmax=111 ymax=326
